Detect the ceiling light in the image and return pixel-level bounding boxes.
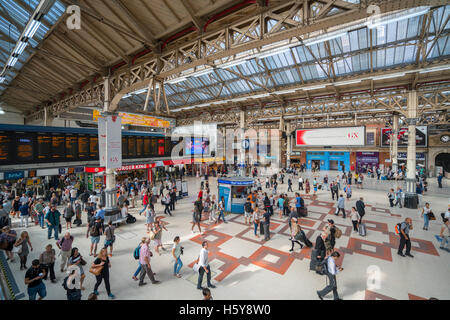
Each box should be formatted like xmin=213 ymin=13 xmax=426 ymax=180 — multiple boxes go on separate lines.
xmin=302 ymin=85 xmax=326 ymax=91
xmin=191 ymin=68 xmax=214 ymax=77
xmin=217 ymin=59 xmax=247 ymax=69
xmin=6 ymin=57 xmax=18 ymax=68
xmin=333 ymin=79 xmax=362 ymax=86
xmin=303 ymin=32 xmax=347 ymax=46
xmin=14 ymin=41 xmax=28 ymax=55
xmin=255 ymin=47 xmax=292 ymax=59
xmin=166 ymin=77 xmax=187 ymax=84
xmin=419 ymin=65 xmax=450 ymax=73
xmin=371 ymin=73 xmax=405 ymax=80
xmin=274 ymin=89 xmax=297 ymax=95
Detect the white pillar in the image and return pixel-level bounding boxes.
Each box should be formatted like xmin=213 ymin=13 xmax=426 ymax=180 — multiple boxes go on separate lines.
xmin=404 ymin=91 xmax=419 ymax=208
xmin=392 ymin=114 xmax=399 ymax=173
xmin=239 ymin=110 xmax=246 ymax=176
xmin=286 ymin=122 xmax=291 ymax=168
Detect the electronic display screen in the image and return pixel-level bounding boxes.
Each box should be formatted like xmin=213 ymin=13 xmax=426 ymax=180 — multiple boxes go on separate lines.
xmin=136 ymin=137 xmax=143 ymax=157
xmin=89 ymin=136 xmax=98 ymax=159
xmin=0 ymin=132 xmax=11 ymax=162
xmin=37 ymin=134 xmax=51 ymax=160
xmin=15 ymin=134 xmax=34 ymax=162
xmin=65 ymin=135 xmax=77 ymax=160
xmin=122 ymin=136 xmax=128 ymax=158
xmin=185 ymin=137 xmax=209 ymax=155
xmin=78 ymin=135 xmax=89 ymax=159
xmin=52 ymin=135 xmax=65 ymax=159
xmin=158 ymin=139 xmax=165 ymax=156
xmin=150 ymin=137 xmax=157 ymax=156
xmin=144 ymin=137 xmax=151 ymax=157
xmin=128 ymin=137 xmax=136 ymax=157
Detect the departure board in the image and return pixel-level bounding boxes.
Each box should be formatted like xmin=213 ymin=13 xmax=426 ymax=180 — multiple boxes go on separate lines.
xmin=78 ymin=135 xmax=89 ymax=159
xmin=15 ymin=134 xmax=34 ymax=162
xmin=52 ymin=135 xmax=65 ymax=159
xmin=37 ymin=134 xmax=51 ymax=160
xmin=89 ymin=136 xmax=98 ymax=159
xmin=66 ymin=135 xmax=78 ymax=160
xmin=136 ymin=137 xmax=143 ymax=157
xmin=158 ymin=139 xmax=165 ymax=156
xmin=150 ymin=137 xmax=157 ymax=156
xmin=165 ymin=138 xmax=171 ymax=156
xmin=144 ymin=137 xmax=150 ymax=157
xmin=122 ymin=136 xmax=128 ymax=158
xmin=0 ymin=132 xmax=11 ymax=162
xmin=128 ymin=137 xmax=136 ymax=157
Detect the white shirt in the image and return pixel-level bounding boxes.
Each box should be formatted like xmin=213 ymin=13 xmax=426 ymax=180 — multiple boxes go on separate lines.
xmin=327 ymin=257 xmax=339 ymax=275
xmin=445 ymin=211 xmax=450 ymax=219
xmin=298 ymin=178 xmax=303 ymax=183
xmin=70 ymin=189 xmax=77 ymax=198
xmin=199 ymin=248 xmax=209 ymax=267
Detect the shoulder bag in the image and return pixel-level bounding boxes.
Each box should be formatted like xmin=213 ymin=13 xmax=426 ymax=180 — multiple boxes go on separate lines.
xmin=89 ymin=262 xmax=104 ymax=276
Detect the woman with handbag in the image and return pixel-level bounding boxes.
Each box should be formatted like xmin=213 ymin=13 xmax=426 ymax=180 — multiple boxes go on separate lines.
xmin=421 ymin=202 xmax=433 ymax=231
xmin=153 ymin=218 xmax=167 ymax=256
xmin=0 ymin=226 xmax=17 ymax=262
xmin=90 ymin=248 xmax=115 ymax=299
xmin=289 ymin=218 xmax=304 ymax=252
xmin=14 ymin=231 xmax=33 ymax=270
xmin=68 ymin=247 xmax=86 ymax=290
xmin=252 ymin=205 xmax=261 ymax=238
xmin=39 ymin=244 xmax=56 ymax=283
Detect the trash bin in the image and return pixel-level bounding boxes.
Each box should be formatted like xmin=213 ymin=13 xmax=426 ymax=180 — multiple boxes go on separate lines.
xmin=404 ymin=193 xmax=418 ymax=209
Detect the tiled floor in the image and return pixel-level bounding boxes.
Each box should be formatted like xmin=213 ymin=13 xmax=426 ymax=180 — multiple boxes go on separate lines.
xmin=5 ymin=173 xmax=450 ymax=300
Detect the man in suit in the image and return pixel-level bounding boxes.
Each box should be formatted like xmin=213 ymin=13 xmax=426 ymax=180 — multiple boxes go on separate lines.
xmin=315 ymin=232 xmax=328 ymax=262
xmin=356 ymin=197 xmax=365 ymax=224
xmin=331 ymin=182 xmax=338 ymax=201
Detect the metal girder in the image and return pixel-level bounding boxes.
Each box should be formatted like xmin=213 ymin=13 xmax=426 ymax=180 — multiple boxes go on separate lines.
xmin=25 ymin=0 xmax=449 ymax=121
xmin=179 ymin=0 xmax=204 ymax=30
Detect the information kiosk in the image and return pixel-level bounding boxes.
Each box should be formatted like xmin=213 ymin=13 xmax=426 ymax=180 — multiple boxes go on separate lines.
xmin=217 ymin=177 xmax=254 ymax=214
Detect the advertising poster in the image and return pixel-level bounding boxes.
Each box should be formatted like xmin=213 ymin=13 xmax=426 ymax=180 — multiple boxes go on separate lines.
xmin=106 ymin=115 xmax=122 ymax=169
xmin=381 ymin=126 xmax=427 ymax=147
xmin=296 ymin=127 xmax=365 ymax=146
xmin=181 ymin=181 xmax=188 ymax=196
xmin=98 ymin=117 xmax=107 ymax=167
xmin=185 ymin=137 xmax=209 ymax=155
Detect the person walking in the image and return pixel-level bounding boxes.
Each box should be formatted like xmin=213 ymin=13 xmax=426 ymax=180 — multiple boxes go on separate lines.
xmin=217 ymin=196 xmax=227 ymax=223
xmin=153 ymin=218 xmax=167 ymax=255
xmin=19 ymin=202 xmax=30 ymax=228
xmin=45 ymin=205 xmax=61 ymax=240
xmin=103 ymin=221 xmax=116 ymax=256
xmin=336 ymin=194 xmax=346 ymax=218
xmin=25 ymin=259 xmax=47 ymax=300
xmin=91 ymin=248 xmax=115 ymax=299
xmin=317 ymin=251 xmax=343 ymax=300
xmin=330 ymin=182 xmax=338 ymax=201
xmin=192 ymin=197 xmax=203 ymax=233
xmin=287 ymin=178 xmax=293 ymax=192
xmin=244 ymin=197 xmax=252 ymax=225
xmin=163 ymin=193 xmax=172 ymax=216
xmin=323 ymin=175 xmax=329 ymax=191
xmin=439 ymin=218 xmax=450 ymax=252
xmin=14 ymin=231 xmax=33 ymax=270
xmin=298 ymin=176 xmax=303 ymax=191
xmin=295 ymin=193 xmax=303 ymax=217
xmin=39 ymin=244 xmax=56 ymax=283
xmin=56 ymin=232 xmax=74 ymax=272
xmin=172 ymin=236 xmax=183 ymax=278
xmin=355 ymin=197 xmax=365 ymax=224
xmin=344 ymin=184 xmax=352 ymax=200
xmin=388 ymin=189 xmax=395 ymax=207
xmin=138 ymin=237 xmax=161 ymax=286
xmin=394 ymin=187 xmax=403 ymax=208
xmin=437 ymin=172 xmax=443 ymax=188
xmin=349 ymin=207 xmax=360 ymax=233
xmin=313 ymin=178 xmax=318 ymax=195
xmin=139 ymin=191 xmax=149 ymax=216
xmin=63 ymin=203 xmax=75 ymax=230
xmin=68 ymin=247 xmax=86 ymax=290
xmin=277 ymin=195 xmax=284 ymax=218
xmin=421 ymin=202 xmax=433 ymax=231
xmin=145 ymin=203 xmax=156 ymax=232
xmin=263 ymin=207 xmax=271 ymax=241
xmin=34 ymin=198 xmax=45 ymax=229
xmin=289 ymin=218 xmax=304 ymax=252
xmin=87 ymin=217 xmax=103 ymax=257
xmin=397 ymin=218 xmax=414 ymax=258
xmin=305 ymin=179 xmax=310 ymax=194
xmin=196 ymin=241 xmax=216 ymax=290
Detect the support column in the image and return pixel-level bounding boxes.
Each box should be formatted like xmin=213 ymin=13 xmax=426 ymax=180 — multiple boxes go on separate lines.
xmin=392 ymin=114 xmax=399 ymax=173
xmin=404 ymin=91 xmax=419 ymax=209
xmin=239 ymin=110 xmax=246 ymax=176
xmin=102 ymin=76 xmax=120 ymax=223
xmin=286 ymin=122 xmax=291 ymax=168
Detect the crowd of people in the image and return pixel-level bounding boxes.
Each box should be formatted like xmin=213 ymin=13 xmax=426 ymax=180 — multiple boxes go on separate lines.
xmin=0 ymin=164 xmax=448 ymax=300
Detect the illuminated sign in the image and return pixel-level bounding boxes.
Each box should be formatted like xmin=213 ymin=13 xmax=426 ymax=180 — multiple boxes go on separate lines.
xmin=93 ymin=110 xmax=171 ymax=128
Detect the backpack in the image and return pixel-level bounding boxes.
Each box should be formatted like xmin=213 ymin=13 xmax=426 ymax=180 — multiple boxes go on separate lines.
xmin=126 ymin=214 xmax=136 ymax=224
xmin=394 ymin=223 xmax=402 ymax=235
xmin=133 ymin=245 xmax=140 ymax=260
xmin=334 ymin=227 xmax=342 ymax=239
xmin=89 ymin=223 xmax=100 ymax=237
xmin=244 ymin=202 xmax=252 ymax=213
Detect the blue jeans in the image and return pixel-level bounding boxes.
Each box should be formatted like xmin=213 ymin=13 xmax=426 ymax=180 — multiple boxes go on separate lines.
xmin=254 ymin=222 xmax=258 ymax=235
xmin=423 ymin=214 xmax=429 ymax=229
xmin=133 ymin=263 xmax=141 ymax=278
xmin=28 ymin=282 xmax=47 ymax=300
xmin=47 ymin=224 xmax=59 ymax=240
xmin=218 ymin=210 xmax=226 ymax=222
xmin=139 ymin=204 xmax=148 ymax=215
xmin=38 ymin=214 xmax=44 ymax=228
xmin=174 ymin=257 xmax=183 ymax=275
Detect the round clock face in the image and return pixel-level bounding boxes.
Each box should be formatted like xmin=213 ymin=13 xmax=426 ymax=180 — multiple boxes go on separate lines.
xmin=440 ymin=135 xmax=450 ymax=143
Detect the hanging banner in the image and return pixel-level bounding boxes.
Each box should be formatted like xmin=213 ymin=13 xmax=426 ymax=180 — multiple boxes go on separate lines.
xmin=380 ymin=126 xmax=427 ymax=147
xmin=106 ymin=115 xmax=122 ymax=169
xmin=296 ymin=127 xmax=365 ymax=146
xmin=93 ymin=109 xmax=171 ymax=128
xmin=98 ymin=117 xmax=107 ymax=167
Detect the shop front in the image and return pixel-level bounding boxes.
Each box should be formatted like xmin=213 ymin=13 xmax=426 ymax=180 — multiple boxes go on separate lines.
xmin=306 ymin=151 xmax=350 ymax=171
xmin=356 ymin=152 xmax=379 ymax=173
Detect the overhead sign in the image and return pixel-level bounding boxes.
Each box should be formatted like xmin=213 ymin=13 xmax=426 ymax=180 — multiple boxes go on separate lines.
xmin=296 ymin=127 xmax=365 ymax=146
xmin=4 ymin=171 xmax=24 ymax=180
xmin=93 ymin=109 xmax=171 ymax=128
xmin=106 ymin=115 xmax=122 ymax=169
xmin=397 ymin=152 xmax=426 ymax=161
xmin=381 ymin=126 xmax=427 ymax=147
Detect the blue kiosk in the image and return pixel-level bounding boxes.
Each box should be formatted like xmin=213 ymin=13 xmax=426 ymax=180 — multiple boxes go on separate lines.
xmin=218 ymin=177 xmax=254 ymax=214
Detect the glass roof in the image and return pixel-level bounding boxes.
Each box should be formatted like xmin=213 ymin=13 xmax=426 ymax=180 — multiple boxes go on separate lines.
xmin=0 ymin=0 xmax=65 ymax=94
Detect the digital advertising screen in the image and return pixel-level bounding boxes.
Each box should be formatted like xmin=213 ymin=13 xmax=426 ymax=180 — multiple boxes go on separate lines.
xmin=380 ymin=126 xmax=427 ymax=147
xmin=296 ymin=127 xmax=365 ymax=146
xmin=185 ymin=137 xmax=209 ymax=155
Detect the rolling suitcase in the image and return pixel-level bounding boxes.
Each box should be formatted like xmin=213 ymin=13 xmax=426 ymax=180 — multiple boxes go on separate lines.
xmin=359 ymin=223 xmax=367 ymax=236
xmin=299 ymin=231 xmax=313 ymax=247
xmin=299 ymin=207 xmax=308 ymax=217
xmin=259 ymin=221 xmax=264 ymax=235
